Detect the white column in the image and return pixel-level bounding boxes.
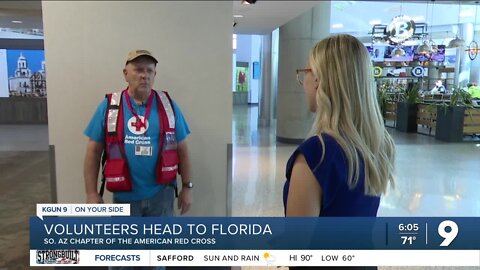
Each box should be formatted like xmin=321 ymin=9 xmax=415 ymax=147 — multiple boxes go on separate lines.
xmin=469 ymin=29 xmax=480 ymax=84
xmin=276 ymin=2 xmax=331 ymax=143
xmin=259 ymin=33 xmax=273 ymax=127
xmin=455 ymin=23 xmax=474 ymax=87
xmin=0 ymin=49 xmax=8 ymax=97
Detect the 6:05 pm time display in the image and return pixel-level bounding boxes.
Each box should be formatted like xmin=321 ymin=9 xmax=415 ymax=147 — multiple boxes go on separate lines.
xmin=398 ymin=223 xmax=419 ymax=232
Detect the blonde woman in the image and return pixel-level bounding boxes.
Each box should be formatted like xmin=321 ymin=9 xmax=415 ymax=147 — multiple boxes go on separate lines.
xmin=283 ymin=34 xmax=395 ymax=270
xmin=284 ymin=34 xmax=395 ymax=218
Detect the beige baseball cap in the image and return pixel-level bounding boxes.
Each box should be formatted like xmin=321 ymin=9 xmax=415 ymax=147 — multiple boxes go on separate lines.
xmin=125 ymin=49 xmax=158 ymax=64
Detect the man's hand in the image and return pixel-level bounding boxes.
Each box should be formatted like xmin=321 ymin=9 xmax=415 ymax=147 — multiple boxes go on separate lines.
xmin=86 ymin=193 xmax=104 ymax=204
xmin=84 ymin=139 xmax=104 ymax=203
xmin=177 ymin=139 xmax=192 ymax=215
xmin=177 ymin=188 xmax=192 ymax=215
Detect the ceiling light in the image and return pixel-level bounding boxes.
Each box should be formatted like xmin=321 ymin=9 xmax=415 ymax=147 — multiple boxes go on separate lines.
xmin=416 ymin=40 xmax=432 ymax=55
xmin=448 ymin=36 xmax=465 ymax=48
xmin=233 ymin=15 xmax=244 ymax=18
xmin=369 ymin=19 xmax=382 ymax=25
xmin=11 ymin=20 xmax=23 ymax=24
xmin=392 ymin=46 xmax=405 ymax=57
xmin=448 ymin=0 xmax=465 ymax=48
xmin=331 ymin=23 xmax=343 ymax=29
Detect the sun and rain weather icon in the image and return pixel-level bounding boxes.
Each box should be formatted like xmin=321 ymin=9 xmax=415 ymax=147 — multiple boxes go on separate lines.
xmin=263 ymin=252 xmax=276 ymax=266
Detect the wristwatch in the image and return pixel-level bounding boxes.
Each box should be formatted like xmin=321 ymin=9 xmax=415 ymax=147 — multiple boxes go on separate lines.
xmin=182 ymin=182 xmax=193 ymax=188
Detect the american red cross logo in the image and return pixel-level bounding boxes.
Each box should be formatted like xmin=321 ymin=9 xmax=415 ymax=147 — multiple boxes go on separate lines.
xmin=127 ymin=116 xmax=148 ymax=135
xmin=130 ymin=118 xmax=146 ymax=131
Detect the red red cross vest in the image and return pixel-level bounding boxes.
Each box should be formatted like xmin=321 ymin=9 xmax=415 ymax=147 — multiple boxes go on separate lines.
xmin=103 ymin=89 xmax=179 ymax=192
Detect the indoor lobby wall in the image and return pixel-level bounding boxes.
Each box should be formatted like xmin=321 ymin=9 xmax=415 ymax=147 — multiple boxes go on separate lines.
xmin=276 ymin=2 xmax=331 ymax=142
xmin=42 ymin=1 xmax=232 ymax=215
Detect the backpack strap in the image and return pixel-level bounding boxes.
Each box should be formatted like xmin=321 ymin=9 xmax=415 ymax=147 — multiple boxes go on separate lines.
xmin=99 ymin=91 xmax=122 ymax=197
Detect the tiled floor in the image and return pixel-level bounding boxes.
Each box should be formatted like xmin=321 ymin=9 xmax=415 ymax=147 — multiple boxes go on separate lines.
xmin=1 ymin=105 xmax=480 ymax=269
xmin=232 ymin=105 xmax=480 ymax=218
xmin=0 ymin=125 xmax=51 ymax=270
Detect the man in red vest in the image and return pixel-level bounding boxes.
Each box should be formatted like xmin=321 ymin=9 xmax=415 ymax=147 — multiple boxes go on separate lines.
xmin=83 ymin=50 xmax=193 ymax=219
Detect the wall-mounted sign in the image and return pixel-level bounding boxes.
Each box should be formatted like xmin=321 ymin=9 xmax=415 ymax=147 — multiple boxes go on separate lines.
xmin=411 ymin=66 xmax=425 ymax=77
xmin=373 ymin=66 xmax=383 ymax=77
xmin=387 ymin=15 xmax=415 ymax=44
xmin=467 ymin=41 xmax=478 ymax=60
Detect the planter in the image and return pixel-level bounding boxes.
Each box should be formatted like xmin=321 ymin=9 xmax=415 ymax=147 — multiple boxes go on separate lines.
xmin=0 ymin=97 xmax=48 ymax=124
xmin=435 ymin=106 xmax=466 ymax=142
xmin=396 ymin=102 xmax=418 ymax=133
xmin=233 ymin=91 xmax=248 ymax=105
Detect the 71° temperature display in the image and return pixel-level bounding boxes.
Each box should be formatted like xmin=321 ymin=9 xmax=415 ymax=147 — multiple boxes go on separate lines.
xmin=396 ymin=220 xmax=458 ymax=247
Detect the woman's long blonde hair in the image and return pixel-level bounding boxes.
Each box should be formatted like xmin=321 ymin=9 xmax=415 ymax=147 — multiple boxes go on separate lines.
xmin=309 ymin=34 xmax=395 ymax=195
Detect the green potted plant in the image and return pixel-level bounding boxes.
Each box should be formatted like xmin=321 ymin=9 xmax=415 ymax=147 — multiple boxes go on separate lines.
xmin=435 ymin=87 xmax=473 ymax=142
xmin=377 ymin=81 xmax=391 ymax=123
xmin=396 ymin=82 xmax=420 ymax=133
xmin=377 ymin=89 xmax=388 ymax=120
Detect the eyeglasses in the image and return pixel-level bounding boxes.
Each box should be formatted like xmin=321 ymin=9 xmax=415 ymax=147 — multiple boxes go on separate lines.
xmin=296 ymin=68 xmax=312 ymax=85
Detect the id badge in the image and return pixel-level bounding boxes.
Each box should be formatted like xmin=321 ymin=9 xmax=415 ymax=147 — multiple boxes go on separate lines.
xmin=135 ymin=145 xmax=152 ymax=156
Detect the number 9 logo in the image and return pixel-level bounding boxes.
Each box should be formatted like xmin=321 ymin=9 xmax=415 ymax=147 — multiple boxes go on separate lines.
xmin=438 ymin=220 xmax=458 ymax=247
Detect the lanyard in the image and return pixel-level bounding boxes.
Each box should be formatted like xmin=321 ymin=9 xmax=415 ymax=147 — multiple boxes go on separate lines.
xmin=124 ymin=89 xmax=154 ymax=132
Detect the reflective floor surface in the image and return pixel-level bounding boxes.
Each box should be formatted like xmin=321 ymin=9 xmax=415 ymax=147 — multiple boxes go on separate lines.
xmin=232 ymin=105 xmax=480 ymax=217
xmin=0 ymin=125 xmax=51 ymax=269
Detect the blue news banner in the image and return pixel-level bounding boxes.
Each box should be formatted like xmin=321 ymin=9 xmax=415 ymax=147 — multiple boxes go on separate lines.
xmin=30 ymin=217 xmax=480 ymax=250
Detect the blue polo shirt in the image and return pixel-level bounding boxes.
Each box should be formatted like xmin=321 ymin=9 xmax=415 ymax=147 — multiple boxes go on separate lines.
xmin=84 ymin=90 xmax=190 ymax=202
xmin=283 ymin=134 xmax=380 ymax=216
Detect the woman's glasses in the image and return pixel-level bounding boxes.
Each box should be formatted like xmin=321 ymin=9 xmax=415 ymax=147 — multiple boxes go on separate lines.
xmin=296 ymin=68 xmax=312 ymax=85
